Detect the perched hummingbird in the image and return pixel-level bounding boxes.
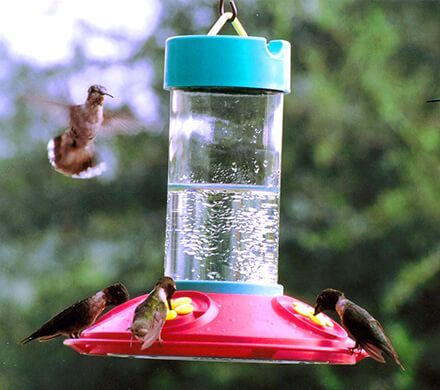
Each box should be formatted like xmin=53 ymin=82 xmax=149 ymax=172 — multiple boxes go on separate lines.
xmin=29 ymin=84 xmax=140 ymax=179
xmin=21 ymin=282 xmax=129 ymax=344
xmin=314 ymin=288 xmax=405 ymax=370
xmin=129 ymin=276 xmax=176 ymax=350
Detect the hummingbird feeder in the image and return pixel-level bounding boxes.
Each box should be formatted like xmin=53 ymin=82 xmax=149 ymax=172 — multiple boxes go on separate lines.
xmin=65 ymin=1 xmax=366 ymax=365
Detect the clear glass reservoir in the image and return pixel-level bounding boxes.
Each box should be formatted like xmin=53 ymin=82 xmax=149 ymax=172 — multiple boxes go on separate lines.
xmin=164 ymin=89 xmax=284 ymax=284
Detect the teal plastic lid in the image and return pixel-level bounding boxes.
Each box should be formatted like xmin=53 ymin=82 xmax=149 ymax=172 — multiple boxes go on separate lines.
xmin=164 ymin=36 xmax=291 ymax=93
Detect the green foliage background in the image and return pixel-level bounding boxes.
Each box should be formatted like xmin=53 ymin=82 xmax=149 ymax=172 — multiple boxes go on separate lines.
xmin=1 ymin=0 xmax=439 ymax=388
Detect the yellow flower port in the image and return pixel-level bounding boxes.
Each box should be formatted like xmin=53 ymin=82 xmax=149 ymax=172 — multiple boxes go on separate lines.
xmin=166 ymin=297 xmax=194 ymax=321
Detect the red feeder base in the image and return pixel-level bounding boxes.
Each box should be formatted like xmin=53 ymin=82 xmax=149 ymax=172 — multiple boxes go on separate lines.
xmin=64 ymin=291 xmax=367 ymax=364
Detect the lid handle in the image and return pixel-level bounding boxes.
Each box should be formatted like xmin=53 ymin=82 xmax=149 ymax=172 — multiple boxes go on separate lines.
xmin=208 ymin=0 xmax=248 ymax=37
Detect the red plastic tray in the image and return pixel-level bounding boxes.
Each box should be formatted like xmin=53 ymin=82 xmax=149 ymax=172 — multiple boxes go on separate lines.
xmin=65 ymin=291 xmax=367 ymax=364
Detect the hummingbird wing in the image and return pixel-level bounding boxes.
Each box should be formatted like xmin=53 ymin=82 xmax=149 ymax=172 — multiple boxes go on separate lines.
xmin=342 ymin=302 xmax=404 ymax=370
xmin=363 ymin=318 xmax=405 ymax=370
xmin=101 ymin=112 xmax=144 ymax=135
xmin=21 ymin=297 xmax=94 ymax=344
xmin=23 ymin=96 xmax=74 ymax=128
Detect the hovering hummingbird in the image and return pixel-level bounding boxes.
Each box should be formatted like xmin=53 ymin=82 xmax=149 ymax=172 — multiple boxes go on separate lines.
xmin=128 ymin=276 xmax=176 ymax=350
xmin=314 ymin=288 xmax=404 ymax=370
xmin=28 ymin=84 xmax=140 ymax=179
xmin=21 ymin=282 xmax=129 ymax=344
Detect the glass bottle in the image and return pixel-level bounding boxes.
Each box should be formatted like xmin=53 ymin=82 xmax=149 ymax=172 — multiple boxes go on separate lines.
xmin=163 ymin=36 xmax=290 ymax=286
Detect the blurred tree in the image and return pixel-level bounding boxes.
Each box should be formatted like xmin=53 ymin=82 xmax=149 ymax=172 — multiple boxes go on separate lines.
xmin=0 ymin=0 xmax=439 ymax=389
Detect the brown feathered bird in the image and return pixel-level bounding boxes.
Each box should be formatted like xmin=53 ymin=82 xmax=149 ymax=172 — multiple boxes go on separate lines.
xmin=21 ymin=282 xmax=129 ymax=344
xmin=314 ymin=288 xmax=404 ymax=370
xmin=28 ymin=84 xmax=140 ymax=179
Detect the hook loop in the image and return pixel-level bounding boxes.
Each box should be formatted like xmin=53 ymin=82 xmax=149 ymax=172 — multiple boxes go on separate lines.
xmin=219 ymin=0 xmax=237 ymax=22
xmin=208 ymin=0 xmax=247 ymax=36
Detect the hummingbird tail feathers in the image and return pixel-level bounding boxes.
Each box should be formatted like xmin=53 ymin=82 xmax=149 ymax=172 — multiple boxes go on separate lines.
xmin=20 ymin=335 xmax=35 ymax=345
xmin=136 ymin=328 xmax=161 ymax=350
xmin=379 ymin=338 xmax=406 ymax=371
xmin=363 ymin=342 xmax=405 ymax=370
xmin=47 ymin=136 xmax=106 ymax=179
xmin=394 ymin=356 xmax=405 ymax=371
xmin=141 ymin=336 xmax=157 ymax=350
xmin=47 ymin=137 xmax=58 ymax=169
xmin=71 ymin=162 xmax=106 ymax=179
xmin=21 ymin=332 xmax=60 ymax=345
xmin=384 ymin=345 xmax=405 ymax=371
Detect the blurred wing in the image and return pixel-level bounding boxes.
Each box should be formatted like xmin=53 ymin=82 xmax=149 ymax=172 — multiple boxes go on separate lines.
xmin=101 ymin=112 xmax=144 ymax=136
xmin=22 ymin=95 xmax=73 ymax=128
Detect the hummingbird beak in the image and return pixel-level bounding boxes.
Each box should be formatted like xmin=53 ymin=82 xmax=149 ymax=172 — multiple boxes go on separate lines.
xmin=314 ymin=305 xmax=322 ymax=316
xmin=427 ymin=98 xmax=440 ymax=103
xmin=167 ymin=298 xmax=173 ymax=311
xmin=102 ymin=92 xmax=113 ymax=98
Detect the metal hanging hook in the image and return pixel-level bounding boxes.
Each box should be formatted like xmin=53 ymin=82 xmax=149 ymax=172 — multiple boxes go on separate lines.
xmin=208 ymin=0 xmax=247 ymax=36
xmin=219 ymin=0 xmax=237 ymax=22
